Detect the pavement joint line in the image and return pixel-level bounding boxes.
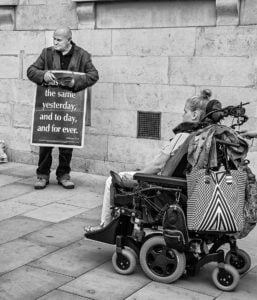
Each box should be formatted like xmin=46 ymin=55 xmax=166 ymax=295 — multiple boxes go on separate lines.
xmin=24 ymin=201 xmax=94 ymax=210
xmin=0 ymin=248 xmax=65 ymax=279
xmin=46 ymin=201 xmax=91 ymax=209
xmin=0 ymin=172 xmax=34 ymax=180
xmin=5 ymin=238 xmax=63 ymax=269
xmin=214 ymin=292 xmax=224 ymax=300
xmin=0 ymin=196 xmax=34 ymax=204
xmin=241 ymin=266 xmax=256 ymax=277
xmin=25 ymin=263 xmax=76 ymax=279
xmin=48 ymin=257 xmax=112 ymax=294
xmin=20 ymin=236 xmax=62 ymax=251
xmin=56 ymin=200 xmax=101 ymax=210
xmin=36 ymin=289 xmax=93 ymax=300
xmin=56 ymin=191 xmax=103 ymax=204
xmin=0 ymin=222 xmax=53 ymax=247
xmin=30 ymin=270 xmax=86 ymax=300
xmin=14 ymin=200 xmax=91 ymax=213
xmin=37 ymin=255 xmax=113 ymax=299
xmin=0 ymin=185 xmax=36 ymax=202
xmin=0 ymin=205 xmax=41 ymax=223
xmin=0 ymin=178 xmax=25 ymax=188
xmin=22 ymin=230 xmax=85 ymax=248
xmin=0 ymin=193 xmax=34 ymax=203
xmin=124 ymin=280 xmax=152 ymax=300
xmin=0 ymin=199 xmax=39 ymax=208
xmin=172 ymin=283 xmax=219 ymax=298
xmin=123 ymin=280 xmax=220 ymax=300
xmin=25 ymin=263 xmax=77 ymax=279
xmin=15 ymin=200 xmax=49 ymax=208
xmin=23 ymin=237 xmax=111 ymax=272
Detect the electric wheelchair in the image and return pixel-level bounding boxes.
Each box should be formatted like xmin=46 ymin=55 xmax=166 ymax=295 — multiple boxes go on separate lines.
xmin=85 ymin=101 xmax=253 ymax=291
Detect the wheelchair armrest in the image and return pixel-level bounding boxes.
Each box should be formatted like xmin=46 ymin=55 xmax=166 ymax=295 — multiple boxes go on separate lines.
xmin=133 ymin=173 xmax=187 ymax=188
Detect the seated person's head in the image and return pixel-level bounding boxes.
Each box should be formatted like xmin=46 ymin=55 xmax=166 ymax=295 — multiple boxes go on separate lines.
xmin=183 ymin=89 xmax=212 ymax=123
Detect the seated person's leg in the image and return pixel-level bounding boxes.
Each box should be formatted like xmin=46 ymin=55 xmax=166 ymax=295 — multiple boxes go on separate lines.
xmin=85 ymin=171 xmax=136 ymax=232
xmin=100 ymin=175 xmax=113 ymax=227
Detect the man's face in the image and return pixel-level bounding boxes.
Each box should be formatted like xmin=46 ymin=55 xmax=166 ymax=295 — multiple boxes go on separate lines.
xmin=53 ymin=33 xmax=70 ymax=52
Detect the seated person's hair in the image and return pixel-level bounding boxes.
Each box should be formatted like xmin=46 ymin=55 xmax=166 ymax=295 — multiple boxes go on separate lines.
xmin=186 ymin=89 xmax=212 ymax=121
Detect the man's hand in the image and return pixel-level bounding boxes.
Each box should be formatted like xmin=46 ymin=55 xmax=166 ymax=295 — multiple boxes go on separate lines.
xmin=44 ymin=71 xmax=57 ymax=84
xmin=58 ymin=76 xmax=75 ymax=88
xmin=64 ymin=77 xmax=75 ymax=88
xmin=67 ymin=78 xmax=75 ymax=88
xmin=239 ymin=130 xmax=257 ymax=139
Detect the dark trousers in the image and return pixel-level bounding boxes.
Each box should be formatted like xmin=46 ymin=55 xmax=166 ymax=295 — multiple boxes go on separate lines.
xmin=36 ymin=146 xmax=73 ymax=179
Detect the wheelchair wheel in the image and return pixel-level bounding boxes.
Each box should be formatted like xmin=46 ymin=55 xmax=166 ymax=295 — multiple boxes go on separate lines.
xmin=112 ymin=249 xmax=137 ymax=275
xmin=212 ymin=264 xmax=239 ymax=291
xmin=225 ymin=249 xmax=251 ymax=274
xmin=125 ymin=246 xmax=138 ymax=260
xmin=139 ymin=235 xmax=186 ymax=283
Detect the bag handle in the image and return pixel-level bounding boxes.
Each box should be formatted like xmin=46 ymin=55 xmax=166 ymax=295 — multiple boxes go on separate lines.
xmin=204 ymin=138 xmax=232 ymax=184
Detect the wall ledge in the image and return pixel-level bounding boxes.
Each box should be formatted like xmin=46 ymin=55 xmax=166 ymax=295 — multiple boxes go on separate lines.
xmin=72 ymin=0 xmax=241 ymax=28
xmin=72 ymin=0 xmax=95 ymax=29
xmin=216 ymin=0 xmax=240 ymax=25
xmin=0 ymin=0 xmax=18 ymax=5
xmin=0 ymin=0 xmax=18 ymax=30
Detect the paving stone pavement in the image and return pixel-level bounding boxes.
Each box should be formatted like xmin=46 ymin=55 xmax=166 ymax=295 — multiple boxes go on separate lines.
xmin=0 ymin=162 xmax=257 ymax=300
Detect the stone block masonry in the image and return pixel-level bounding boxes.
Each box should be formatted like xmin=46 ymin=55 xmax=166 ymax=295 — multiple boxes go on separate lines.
xmin=0 ymin=0 xmax=257 ymax=176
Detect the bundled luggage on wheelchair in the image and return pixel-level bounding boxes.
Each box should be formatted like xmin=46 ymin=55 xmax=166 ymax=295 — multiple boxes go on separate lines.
xmin=85 ymin=101 xmax=256 ymax=291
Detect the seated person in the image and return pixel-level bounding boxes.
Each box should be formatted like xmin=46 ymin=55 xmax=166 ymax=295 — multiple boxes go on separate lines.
xmin=85 ymin=89 xmax=212 ymax=233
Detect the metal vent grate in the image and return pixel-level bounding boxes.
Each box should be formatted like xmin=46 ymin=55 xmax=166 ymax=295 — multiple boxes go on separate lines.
xmin=137 ymin=111 xmax=161 ymax=140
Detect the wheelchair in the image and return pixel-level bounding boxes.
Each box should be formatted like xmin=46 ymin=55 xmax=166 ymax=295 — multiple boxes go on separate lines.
xmin=85 ymin=101 xmax=252 ymax=291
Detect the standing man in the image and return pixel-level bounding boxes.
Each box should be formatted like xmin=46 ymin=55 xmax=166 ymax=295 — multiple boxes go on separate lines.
xmin=27 ymin=27 xmax=99 ymax=190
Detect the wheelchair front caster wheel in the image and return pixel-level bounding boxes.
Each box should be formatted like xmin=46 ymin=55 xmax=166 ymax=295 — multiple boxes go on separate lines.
xmin=125 ymin=246 xmax=138 ymax=261
xmin=139 ymin=235 xmax=186 ymax=283
xmin=225 ymin=249 xmax=251 ymax=274
xmin=112 ymin=249 xmax=137 ymax=275
xmin=212 ymin=264 xmax=239 ymax=291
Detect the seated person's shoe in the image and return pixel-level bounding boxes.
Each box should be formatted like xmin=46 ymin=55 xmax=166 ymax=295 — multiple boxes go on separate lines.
xmin=57 ymin=174 xmax=75 ymax=189
xmin=34 ymin=176 xmax=49 ymax=190
xmin=84 ymin=224 xmax=104 ymax=233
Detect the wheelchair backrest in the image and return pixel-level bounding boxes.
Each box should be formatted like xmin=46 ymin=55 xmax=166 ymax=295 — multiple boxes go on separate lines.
xmin=161 ymin=135 xmax=191 ymax=178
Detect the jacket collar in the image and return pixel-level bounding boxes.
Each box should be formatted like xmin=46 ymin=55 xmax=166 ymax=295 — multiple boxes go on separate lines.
xmin=52 ymin=41 xmax=78 ymax=71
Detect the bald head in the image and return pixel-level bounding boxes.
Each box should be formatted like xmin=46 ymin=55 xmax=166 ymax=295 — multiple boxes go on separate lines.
xmin=54 ymin=27 xmax=72 ymax=40
xmin=53 ymin=27 xmax=72 ymax=53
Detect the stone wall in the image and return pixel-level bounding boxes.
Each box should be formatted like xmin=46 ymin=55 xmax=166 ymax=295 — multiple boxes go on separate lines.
xmin=1 ymin=0 xmax=257 ymax=175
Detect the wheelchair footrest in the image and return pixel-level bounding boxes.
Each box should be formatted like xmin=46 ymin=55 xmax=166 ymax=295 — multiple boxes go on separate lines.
xmin=85 ymin=218 xmax=120 ymax=245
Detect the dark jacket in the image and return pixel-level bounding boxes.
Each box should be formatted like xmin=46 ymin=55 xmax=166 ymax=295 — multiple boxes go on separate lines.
xmin=187 ymin=124 xmax=248 ymax=169
xmin=27 ymin=43 xmax=99 ymax=92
